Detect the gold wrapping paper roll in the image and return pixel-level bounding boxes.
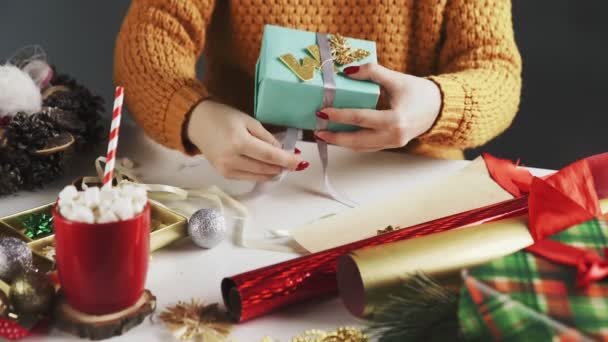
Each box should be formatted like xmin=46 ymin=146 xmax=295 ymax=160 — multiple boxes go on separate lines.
xmin=337 ymin=216 xmax=533 ymax=317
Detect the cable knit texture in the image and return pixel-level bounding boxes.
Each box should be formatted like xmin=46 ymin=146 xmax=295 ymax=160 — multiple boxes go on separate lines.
xmin=114 ymin=0 xmax=521 ymax=159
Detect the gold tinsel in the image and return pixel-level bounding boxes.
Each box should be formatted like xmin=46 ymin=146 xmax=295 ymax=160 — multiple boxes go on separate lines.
xmin=40 ymin=246 xmax=56 ymax=261
xmin=329 ymin=34 xmax=371 ymax=66
xmin=262 ymin=326 xmax=367 ymax=342
xmin=159 ymin=300 xmax=232 ymax=342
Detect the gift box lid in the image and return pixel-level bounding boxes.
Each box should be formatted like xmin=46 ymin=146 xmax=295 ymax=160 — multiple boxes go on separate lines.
xmin=255 ymin=25 xmax=380 ymax=131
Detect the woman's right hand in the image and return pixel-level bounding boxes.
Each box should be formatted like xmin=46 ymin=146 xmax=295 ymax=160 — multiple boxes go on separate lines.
xmin=187 ymin=100 xmax=309 ymax=181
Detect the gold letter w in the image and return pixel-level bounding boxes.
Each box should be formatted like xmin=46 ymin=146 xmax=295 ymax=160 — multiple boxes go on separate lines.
xmin=279 ymin=45 xmax=322 ymax=82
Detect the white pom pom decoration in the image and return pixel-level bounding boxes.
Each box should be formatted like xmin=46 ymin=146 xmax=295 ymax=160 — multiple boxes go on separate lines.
xmin=0 ymin=64 xmax=42 ymax=116
xmin=22 ymin=60 xmax=53 ymax=89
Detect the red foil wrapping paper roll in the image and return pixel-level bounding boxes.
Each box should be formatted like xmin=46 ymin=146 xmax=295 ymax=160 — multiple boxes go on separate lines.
xmin=221 ymin=196 xmax=528 ymax=322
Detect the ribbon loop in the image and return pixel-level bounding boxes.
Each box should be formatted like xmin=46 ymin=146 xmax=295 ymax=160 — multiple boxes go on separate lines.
xmin=576 ymin=251 xmax=608 ymax=288
xmin=483 ymin=152 xmax=608 ymax=287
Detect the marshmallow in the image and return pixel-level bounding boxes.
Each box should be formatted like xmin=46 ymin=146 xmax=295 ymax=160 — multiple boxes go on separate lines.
xmin=57 ymin=183 xmax=148 ymax=224
xmin=83 ymin=186 xmax=101 ymax=207
xmin=70 ymin=205 xmax=95 ymax=224
xmin=97 ymin=210 xmax=119 ymax=224
xmin=113 ymin=198 xmax=135 ymax=221
xmin=132 ymin=198 xmax=146 ymax=214
xmin=60 ymin=204 xmax=73 ymax=219
xmin=58 ymin=185 xmax=78 ymax=202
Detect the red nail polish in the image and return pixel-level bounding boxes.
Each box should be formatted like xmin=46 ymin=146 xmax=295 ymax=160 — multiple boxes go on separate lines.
xmin=343 ymin=66 xmax=360 ymax=75
xmin=314 ymin=133 xmax=325 ymax=142
xmin=294 ymin=148 xmax=301 ymax=154
xmin=296 ymin=161 xmax=310 ymax=171
xmin=315 ymin=111 xmax=329 ymax=120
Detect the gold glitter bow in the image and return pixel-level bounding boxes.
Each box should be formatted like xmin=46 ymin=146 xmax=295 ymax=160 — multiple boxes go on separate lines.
xmin=328 ymin=34 xmax=370 ymax=66
xmin=159 ymin=300 xmax=232 ymax=341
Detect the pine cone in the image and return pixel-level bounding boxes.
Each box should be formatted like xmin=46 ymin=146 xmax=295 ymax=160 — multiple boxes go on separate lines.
xmin=45 ymin=73 xmax=104 ymax=149
xmin=0 ymin=163 xmax=23 ymax=195
xmin=21 ymin=154 xmax=64 ymax=189
xmin=6 ymin=113 xmax=61 ymax=152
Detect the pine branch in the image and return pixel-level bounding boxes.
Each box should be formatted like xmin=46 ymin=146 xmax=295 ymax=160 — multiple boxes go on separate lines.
xmin=364 ymin=272 xmax=461 ymax=342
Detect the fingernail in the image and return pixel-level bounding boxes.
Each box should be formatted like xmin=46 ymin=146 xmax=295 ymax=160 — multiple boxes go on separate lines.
xmin=315 ymin=111 xmax=329 ymax=120
xmin=294 ymin=148 xmax=301 ymax=154
xmin=314 ymin=133 xmax=325 ymax=142
xmin=343 ymin=66 xmax=360 ymax=75
xmin=296 ymin=161 xmax=310 ymax=171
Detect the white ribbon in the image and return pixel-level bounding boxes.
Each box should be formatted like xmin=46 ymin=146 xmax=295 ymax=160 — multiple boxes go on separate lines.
xmin=243 ymin=32 xmax=357 ymax=208
xmin=90 ymin=157 xmax=300 ymax=253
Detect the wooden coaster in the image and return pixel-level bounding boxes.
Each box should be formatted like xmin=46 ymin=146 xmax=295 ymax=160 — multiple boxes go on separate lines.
xmin=54 ymin=289 xmax=156 ymax=340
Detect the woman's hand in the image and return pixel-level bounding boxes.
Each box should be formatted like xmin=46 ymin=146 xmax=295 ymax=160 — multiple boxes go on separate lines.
xmin=314 ymin=64 xmax=442 ymax=152
xmin=187 ymin=100 xmax=309 ymax=181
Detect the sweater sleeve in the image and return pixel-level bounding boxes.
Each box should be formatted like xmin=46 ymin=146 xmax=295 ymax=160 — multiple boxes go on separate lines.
xmin=419 ymin=0 xmax=522 ymax=149
xmin=114 ymin=0 xmax=215 ymax=153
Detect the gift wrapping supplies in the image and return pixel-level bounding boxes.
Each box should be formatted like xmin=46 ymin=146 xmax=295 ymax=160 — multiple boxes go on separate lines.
xmin=254 ymin=25 xmax=379 ymax=131
xmin=222 ymin=153 xmax=608 ymax=322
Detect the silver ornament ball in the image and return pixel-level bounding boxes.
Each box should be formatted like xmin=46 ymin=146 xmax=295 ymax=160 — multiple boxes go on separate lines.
xmin=188 ymin=208 xmax=226 ymax=249
xmin=0 ymin=237 xmax=33 ymax=282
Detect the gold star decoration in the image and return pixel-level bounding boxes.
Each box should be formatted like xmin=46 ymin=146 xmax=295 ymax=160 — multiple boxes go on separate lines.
xmin=159 ymin=300 xmax=232 ymax=342
xmin=329 ymin=34 xmax=371 ymax=66
xmin=377 ymin=225 xmax=402 ymax=235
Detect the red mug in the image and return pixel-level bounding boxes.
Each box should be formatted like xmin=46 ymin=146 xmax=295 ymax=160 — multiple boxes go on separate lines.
xmin=53 ymin=203 xmax=150 ymax=315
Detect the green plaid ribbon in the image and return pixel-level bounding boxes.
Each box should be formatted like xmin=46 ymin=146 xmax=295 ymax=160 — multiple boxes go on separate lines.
xmin=459 ymin=218 xmax=608 ymax=341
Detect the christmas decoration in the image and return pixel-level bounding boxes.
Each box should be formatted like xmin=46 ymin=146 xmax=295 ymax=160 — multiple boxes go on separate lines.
xmin=40 ymin=246 xmax=55 ymax=262
xmin=0 ymin=317 xmax=32 ymax=340
xmin=43 ymin=72 xmax=103 ymax=149
xmin=376 ymin=225 xmax=401 ymax=235
xmin=21 ymin=213 xmax=53 ymax=239
xmin=0 ymin=237 xmax=32 ymax=282
xmin=329 ymin=33 xmax=371 ymax=66
xmin=0 ymin=290 xmax=8 ymax=318
xmin=188 ymin=208 xmax=226 ymax=249
xmin=9 ymin=270 xmax=54 ymax=316
xmin=459 ymin=218 xmax=608 ymax=341
xmin=0 ymin=65 xmax=41 ymax=116
xmin=159 ymin=300 xmax=232 ymax=341
xmin=222 ymin=152 xmax=608 ymax=322
xmin=0 ymin=47 xmax=103 ymax=196
xmin=268 ymin=326 xmax=368 ymax=342
xmin=364 ymin=273 xmax=459 ymax=342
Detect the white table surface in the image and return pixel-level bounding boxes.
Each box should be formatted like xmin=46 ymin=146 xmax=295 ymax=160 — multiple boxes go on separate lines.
xmin=0 ymin=118 xmax=550 ymax=341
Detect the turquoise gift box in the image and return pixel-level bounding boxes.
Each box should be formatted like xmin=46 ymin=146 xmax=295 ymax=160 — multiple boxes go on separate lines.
xmin=254 ymin=25 xmax=380 ymax=131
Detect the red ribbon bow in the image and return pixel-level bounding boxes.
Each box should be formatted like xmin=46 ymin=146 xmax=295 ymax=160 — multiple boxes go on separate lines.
xmin=483 ymin=152 xmax=608 ymax=287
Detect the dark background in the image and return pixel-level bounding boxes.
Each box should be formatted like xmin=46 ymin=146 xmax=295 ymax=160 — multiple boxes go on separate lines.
xmin=1 ymin=1 xmax=605 ymax=169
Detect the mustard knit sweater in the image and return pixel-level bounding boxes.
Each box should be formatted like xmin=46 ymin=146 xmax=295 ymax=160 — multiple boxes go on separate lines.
xmin=114 ymin=0 xmax=522 ymax=159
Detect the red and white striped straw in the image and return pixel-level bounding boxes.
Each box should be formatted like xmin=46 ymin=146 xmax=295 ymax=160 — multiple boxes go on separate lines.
xmin=102 ymin=86 xmax=124 ymax=189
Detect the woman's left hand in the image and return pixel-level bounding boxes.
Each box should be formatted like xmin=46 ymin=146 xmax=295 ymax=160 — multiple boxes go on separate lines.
xmin=314 ymin=63 xmax=442 ymax=152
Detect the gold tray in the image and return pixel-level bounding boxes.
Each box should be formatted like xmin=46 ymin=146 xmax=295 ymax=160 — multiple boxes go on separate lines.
xmin=0 ymin=200 xmax=188 ymax=266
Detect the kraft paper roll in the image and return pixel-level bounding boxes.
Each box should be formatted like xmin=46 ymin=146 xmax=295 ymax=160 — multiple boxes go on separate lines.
xmin=337 ymin=216 xmax=534 ymax=317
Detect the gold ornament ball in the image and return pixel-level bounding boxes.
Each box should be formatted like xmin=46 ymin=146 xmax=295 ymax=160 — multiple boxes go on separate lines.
xmin=9 ymin=271 xmax=54 ymax=315
xmin=0 ymin=290 xmax=9 ymax=317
